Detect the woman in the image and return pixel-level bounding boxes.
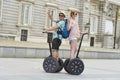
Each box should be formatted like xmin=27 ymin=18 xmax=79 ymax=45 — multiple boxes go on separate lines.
xmin=67 ymin=10 xmax=81 ymax=60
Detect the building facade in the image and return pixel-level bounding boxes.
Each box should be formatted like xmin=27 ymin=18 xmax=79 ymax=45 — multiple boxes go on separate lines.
xmin=83 ymin=0 xmax=120 ymax=49
xmin=92 ymin=0 xmax=120 ymax=49
xmin=0 ymin=0 xmax=83 ymax=42
xmin=0 ymin=0 xmax=120 ymax=49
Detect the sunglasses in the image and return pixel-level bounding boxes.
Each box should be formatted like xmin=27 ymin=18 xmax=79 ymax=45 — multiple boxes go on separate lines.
xmin=74 ymin=13 xmax=77 ymax=15
xmin=59 ymin=15 xmax=65 ymax=17
xmin=59 ymin=13 xmax=65 ymax=17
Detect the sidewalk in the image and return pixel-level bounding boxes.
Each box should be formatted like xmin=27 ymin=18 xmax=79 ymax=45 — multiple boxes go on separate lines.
xmin=0 ymin=58 xmax=120 ymax=80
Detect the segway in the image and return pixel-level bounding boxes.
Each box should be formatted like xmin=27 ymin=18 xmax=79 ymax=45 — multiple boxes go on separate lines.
xmin=64 ymin=33 xmax=88 ymax=75
xmin=43 ymin=32 xmax=64 ymax=73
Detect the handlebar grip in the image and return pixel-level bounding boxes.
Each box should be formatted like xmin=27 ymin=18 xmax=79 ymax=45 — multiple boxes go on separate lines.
xmin=42 ymin=31 xmax=53 ymax=33
xmin=83 ymin=33 xmax=88 ymax=35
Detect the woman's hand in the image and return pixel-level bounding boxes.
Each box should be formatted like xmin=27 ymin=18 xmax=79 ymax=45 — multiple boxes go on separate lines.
xmin=80 ymin=32 xmax=86 ymax=34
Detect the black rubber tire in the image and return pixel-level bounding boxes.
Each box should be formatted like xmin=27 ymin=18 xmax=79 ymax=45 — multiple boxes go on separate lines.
xmin=64 ymin=58 xmax=71 ymax=73
xmin=68 ymin=58 xmax=84 ymax=75
xmin=56 ymin=58 xmax=64 ymax=72
xmin=43 ymin=57 xmax=59 ymax=73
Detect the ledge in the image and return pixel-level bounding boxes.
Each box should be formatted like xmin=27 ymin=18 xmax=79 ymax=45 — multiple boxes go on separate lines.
xmin=0 ymin=33 xmax=16 ymax=37
xmin=16 ymin=24 xmax=32 ymax=28
xmin=103 ymin=34 xmax=113 ymax=36
xmin=45 ymin=3 xmax=59 ymax=8
xmin=18 ymin=0 xmax=35 ymax=4
xmin=68 ymin=8 xmax=80 ymax=12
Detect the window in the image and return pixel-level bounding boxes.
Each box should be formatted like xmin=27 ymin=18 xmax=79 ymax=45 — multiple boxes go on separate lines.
xmin=20 ymin=2 xmax=32 ymax=26
xmin=0 ymin=0 xmax=3 ymax=22
xmin=21 ymin=29 xmax=28 ymax=41
xmin=90 ymin=16 xmax=98 ymax=34
xmin=104 ymin=20 xmax=113 ymax=35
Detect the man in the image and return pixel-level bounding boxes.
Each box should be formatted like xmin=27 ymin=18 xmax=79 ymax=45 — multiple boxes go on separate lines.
xmin=43 ymin=11 xmax=66 ymax=60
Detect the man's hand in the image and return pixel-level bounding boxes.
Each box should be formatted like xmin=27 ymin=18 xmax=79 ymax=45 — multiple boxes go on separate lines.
xmin=47 ymin=10 xmax=55 ymax=22
xmin=43 ymin=27 xmax=48 ymax=33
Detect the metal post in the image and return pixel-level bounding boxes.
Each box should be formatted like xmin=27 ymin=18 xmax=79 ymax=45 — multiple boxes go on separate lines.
xmin=113 ymin=6 xmax=118 ymax=49
xmin=76 ymin=33 xmax=88 ymax=58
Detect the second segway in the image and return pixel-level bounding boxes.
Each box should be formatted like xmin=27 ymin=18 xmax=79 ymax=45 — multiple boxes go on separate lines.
xmin=64 ymin=33 xmax=88 ymax=75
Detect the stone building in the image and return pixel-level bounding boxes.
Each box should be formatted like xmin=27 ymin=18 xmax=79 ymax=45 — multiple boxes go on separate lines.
xmin=0 ymin=0 xmax=83 ymax=43
xmin=83 ymin=0 xmax=120 ymax=49
xmin=0 ymin=0 xmax=120 ymax=49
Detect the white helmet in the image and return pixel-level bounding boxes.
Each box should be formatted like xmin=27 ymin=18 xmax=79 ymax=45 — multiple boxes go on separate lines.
xmin=59 ymin=11 xmax=66 ymax=17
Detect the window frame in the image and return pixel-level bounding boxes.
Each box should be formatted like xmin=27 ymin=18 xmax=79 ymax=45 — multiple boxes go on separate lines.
xmin=19 ymin=1 xmax=33 ymax=26
xmin=23 ymin=4 xmax=32 ymax=25
xmin=20 ymin=29 xmax=28 ymax=41
xmin=90 ymin=15 xmax=98 ymax=34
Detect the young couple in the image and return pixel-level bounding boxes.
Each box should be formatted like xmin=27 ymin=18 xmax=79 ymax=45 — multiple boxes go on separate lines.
xmin=43 ymin=10 xmax=82 ymax=61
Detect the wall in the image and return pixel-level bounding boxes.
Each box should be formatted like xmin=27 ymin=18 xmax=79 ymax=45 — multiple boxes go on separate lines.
xmin=0 ymin=46 xmax=120 ymax=59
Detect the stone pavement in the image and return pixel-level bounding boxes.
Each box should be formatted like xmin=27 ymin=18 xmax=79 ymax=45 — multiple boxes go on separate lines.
xmin=0 ymin=58 xmax=120 ymax=80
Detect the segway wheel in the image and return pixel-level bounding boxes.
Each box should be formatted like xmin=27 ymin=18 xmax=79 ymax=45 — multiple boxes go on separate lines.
xmin=43 ymin=57 xmax=59 ymax=73
xmin=68 ymin=58 xmax=84 ymax=75
xmin=56 ymin=58 xmax=64 ymax=72
xmin=64 ymin=58 xmax=71 ymax=73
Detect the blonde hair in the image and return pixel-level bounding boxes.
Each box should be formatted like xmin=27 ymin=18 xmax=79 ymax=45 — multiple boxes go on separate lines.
xmin=70 ymin=10 xmax=77 ymax=17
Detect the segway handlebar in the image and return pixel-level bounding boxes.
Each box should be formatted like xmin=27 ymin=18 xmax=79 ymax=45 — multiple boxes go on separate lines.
xmin=42 ymin=31 xmax=53 ymax=34
xmin=42 ymin=31 xmax=53 ymax=56
xmin=82 ymin=33 xmax=88 ymax=36
xmin=76 ymin=33 xmax=88 ymax=58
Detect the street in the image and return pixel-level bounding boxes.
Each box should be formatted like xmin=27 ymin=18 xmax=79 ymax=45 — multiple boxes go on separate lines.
xmin=0 ymin=58 xmax=120 ymax=80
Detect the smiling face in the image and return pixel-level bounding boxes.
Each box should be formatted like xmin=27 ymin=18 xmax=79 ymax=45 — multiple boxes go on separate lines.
xmin=59 ymin=13 xmax=65 ymax=20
